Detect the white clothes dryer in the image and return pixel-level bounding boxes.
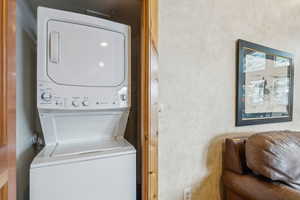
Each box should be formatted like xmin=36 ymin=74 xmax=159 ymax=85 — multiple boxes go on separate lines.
xmin=30 ymin=7 xmax=136 ymax=200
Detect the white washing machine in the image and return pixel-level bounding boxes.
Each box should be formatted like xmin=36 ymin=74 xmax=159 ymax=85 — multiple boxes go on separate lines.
xmin=30 ymin=7 xmax=136 ymax=200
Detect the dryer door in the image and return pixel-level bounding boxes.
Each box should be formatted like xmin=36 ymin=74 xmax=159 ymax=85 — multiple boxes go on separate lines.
xmin=47 ymin=20 xmax=126 ymax=87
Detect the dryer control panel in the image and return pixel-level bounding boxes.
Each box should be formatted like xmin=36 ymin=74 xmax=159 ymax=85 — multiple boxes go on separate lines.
xmin=37 ymin=81 xmax=129 ymax=110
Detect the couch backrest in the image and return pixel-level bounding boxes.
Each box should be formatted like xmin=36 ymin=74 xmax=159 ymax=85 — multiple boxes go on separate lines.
xmin=246 ymin=131 xmax=300 ymax=190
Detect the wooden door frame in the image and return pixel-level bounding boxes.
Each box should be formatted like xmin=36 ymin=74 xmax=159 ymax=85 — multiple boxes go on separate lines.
xmin=0 ymin=0 xmax=16 ymax=199
xmin=1 ymin=0 xmax=158 ymax=199
xmin=141 ymin=0 xmax=159 ymax=200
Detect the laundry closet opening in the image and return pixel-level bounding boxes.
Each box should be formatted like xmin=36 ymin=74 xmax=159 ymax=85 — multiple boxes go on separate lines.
xmin=16 ymin=0 xmax=144 ymax=200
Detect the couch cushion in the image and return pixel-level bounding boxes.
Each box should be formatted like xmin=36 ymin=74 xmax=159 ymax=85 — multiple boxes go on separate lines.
xmin=246 ymin=131 xmax=300 ymax=190
xmin=223 ymin=170 xmax=300 ymax=200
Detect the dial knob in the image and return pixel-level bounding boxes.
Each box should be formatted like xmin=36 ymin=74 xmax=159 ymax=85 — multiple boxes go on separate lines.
xmin=82 ymin=100 xmax=89 ymax=107
xmin=72 ymin=100 xmax=80 ymax=107
xmin=120 ymin=94 xmax=127 ymax=101
xmin=41 ymin=92 xmax=52 ymax=102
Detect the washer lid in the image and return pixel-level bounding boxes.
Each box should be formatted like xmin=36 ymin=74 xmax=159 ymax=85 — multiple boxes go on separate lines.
xmin=51 ymin=139 xmax=130 ymax=157
xmin=47 ymin=20 xmax=126 ymax=87
xmin=30 ymin=139 xmax=136 ymax=169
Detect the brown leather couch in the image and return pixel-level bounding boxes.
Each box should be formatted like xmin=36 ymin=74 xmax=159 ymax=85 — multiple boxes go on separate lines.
xmin=223 ymin=132 xmax=300 ymax=200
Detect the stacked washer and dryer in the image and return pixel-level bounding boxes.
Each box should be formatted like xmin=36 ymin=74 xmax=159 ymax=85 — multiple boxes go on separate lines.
xmin=30 ymin=7 xmax=136 ymax=200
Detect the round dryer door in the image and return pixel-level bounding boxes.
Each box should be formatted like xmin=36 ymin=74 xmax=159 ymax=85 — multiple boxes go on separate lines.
xmin=47 ymin=20 xmax=126 ymax=87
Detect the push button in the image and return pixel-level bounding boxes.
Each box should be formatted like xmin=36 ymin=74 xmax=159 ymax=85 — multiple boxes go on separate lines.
xmin=55 ymin=100 xmax=63 ymax=106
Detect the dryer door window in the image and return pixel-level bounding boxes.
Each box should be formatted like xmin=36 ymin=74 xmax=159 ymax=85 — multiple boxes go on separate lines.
xmin=47 ymin=20 xmax=126 ymax=87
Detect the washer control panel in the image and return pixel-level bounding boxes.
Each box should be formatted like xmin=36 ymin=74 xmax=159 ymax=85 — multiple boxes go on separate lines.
xmin=37 ymin=81 xmax=129 ymax=110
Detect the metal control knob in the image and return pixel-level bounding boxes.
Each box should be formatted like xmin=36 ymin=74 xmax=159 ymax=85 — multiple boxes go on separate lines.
xmin=41 ymin=92 xmax=52 ymax=102
xmin=82 ymin=100 xmax=89 ymax=107
xmin=72 ymin=100 xmax=80 ymax=107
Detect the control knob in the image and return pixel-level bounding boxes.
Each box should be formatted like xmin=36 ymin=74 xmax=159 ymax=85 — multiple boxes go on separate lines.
xmin=41 ymin=92 xmax=52 ymax=102
xmin=72 ymin=100 xmax=80 ymax=107
xmin=120 ymin=94 xmax=127 ymax=101
xmin=82 ymin=100 xmax=89 ymax=107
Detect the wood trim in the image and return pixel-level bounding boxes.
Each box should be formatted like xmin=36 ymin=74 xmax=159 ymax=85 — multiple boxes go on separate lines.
xmin=0 ymin=170 xmax=7 ymax=190
xmin=150 ymin=0 xmax=158 ymax=51
xmin=0 ymin=0 xmax=7 ymax=147
xmin=141 ymin=0 xmax=159 ymax=200
xmin=149 ymin=1 xmax=159 ymax=199
xmin=0 ymin=184 xmax=8 ymax=200
xmin=0 ymin=0 xmax=16 ymax=199
xmin=141 ymin=0 xmax=150 ymax=197
xmin=0 ymin=0 xmax=9 ymax=194
xmin=6 ymin=0 xmax=16 ymax=198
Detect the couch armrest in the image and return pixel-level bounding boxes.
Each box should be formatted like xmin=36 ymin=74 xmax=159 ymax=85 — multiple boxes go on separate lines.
xmin=224 ymin=138 xmax=248 ymax=174
xmin=223 ymin=170 xmax=300 ymax=200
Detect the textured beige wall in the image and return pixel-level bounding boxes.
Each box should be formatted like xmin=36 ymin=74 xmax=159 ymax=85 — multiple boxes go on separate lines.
xmin=158 ymin=0 xmax=300 ymax=200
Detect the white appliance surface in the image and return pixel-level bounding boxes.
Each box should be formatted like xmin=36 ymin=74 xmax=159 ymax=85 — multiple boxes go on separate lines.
xmin=31 ymin=150 xmax=136 ymax=200
xmin=31 ymin=138 xmax=135 ymax=168
xmin=37 ymin=6 xmax=131 ymax=110
xmin=31 ymin=7 xmax=136 ymax=200
xmin=39 ymin=110 xmax=129 ymax=145
xmin=47 ymin=20 xmax=125 ymax=87
xmin=53 ymin=138 xmax=130 ymax=157
xmin=36 ymin=7 xmax=132 ymax=146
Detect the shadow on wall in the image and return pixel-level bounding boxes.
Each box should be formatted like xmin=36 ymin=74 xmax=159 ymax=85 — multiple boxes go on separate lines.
xmin=16 ymin=18 xmax=37 ymax=200
xmin=192 ymin=133 xmax=252 ymax=200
